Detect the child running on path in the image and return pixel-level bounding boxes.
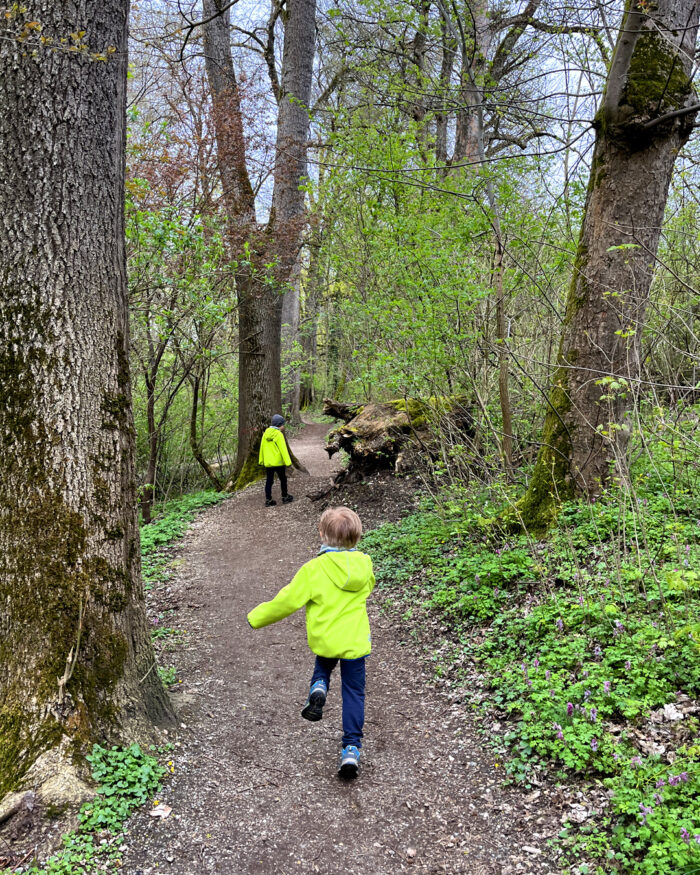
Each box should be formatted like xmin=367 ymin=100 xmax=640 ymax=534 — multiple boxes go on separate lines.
xmin=259 ymin=414 xmax=294 ymax=507
xmin=247 ymin=506 xmax=375 ymax=778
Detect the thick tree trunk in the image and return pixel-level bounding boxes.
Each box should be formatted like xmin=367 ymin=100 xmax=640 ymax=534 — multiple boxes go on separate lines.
xmin=0 ymin=1 xmax=173 ymax=798
xmin=435 ymin=11 xmax=456 ymax=168
xmin=516 ymin=0 xmax=700 ymax=532
xmin=451 ymin=0 xmax=490 ymax=166
xmin=202 ymin=0 xmax=316 ymax=488
xmin=201 ymin=0 xmax=256 ymax=228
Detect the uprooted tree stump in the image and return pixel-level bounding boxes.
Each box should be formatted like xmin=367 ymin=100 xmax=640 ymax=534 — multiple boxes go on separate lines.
xmin=314 ymin=397 xmax=474 ymax=494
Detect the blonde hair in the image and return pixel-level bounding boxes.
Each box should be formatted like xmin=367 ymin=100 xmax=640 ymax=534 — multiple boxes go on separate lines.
xmin=319 ymin=506 xmax=363 ymax=549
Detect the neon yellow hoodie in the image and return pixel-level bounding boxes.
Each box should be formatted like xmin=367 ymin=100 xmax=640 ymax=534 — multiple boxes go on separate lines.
xmin=258 ymin=426 xmax=292 ymax=468
xmin=247 ymin=550 xmax=375 ymax=659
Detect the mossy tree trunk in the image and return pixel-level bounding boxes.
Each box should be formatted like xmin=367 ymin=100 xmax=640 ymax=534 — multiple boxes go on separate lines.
xmin=516 ymin=0 xmax=700 ymax=532
xmin=202 ymin=0 xmax=316 ymax=489
xmin=0 ymin=1 xmax=174 ymax=797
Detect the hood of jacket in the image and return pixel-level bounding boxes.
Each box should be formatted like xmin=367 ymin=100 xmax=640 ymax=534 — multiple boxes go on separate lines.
xmin=318 ymin=550 xmax=373 ymax=592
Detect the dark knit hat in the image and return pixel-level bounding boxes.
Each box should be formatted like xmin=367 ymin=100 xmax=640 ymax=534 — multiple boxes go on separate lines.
xmin=271 ymin=414 xmax=285 ymax=427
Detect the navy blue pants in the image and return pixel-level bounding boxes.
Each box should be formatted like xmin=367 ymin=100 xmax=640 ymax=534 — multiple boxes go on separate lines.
xmin=311 ymin=655 xmax=366 ymax=748
xmin=265 ymin=466 xmax=288 ymax=501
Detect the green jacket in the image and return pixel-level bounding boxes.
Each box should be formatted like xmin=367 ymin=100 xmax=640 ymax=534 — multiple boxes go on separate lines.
xmin=258 ymin=426 xmax=291 ymax=468
xmin=247 ymin=550 xmax=375 ymax=659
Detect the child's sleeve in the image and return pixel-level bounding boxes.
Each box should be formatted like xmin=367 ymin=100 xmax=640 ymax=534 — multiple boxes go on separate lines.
xmin=247 ymin=565 xmax=311 ymax=628
xmin=277 ymin=432 xmax=292 ymax=467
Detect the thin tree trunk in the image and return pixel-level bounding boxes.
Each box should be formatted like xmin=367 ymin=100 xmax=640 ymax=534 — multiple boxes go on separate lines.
xmin=142 ymin=373 xmax=158 ymax=525
xmin=189 ymin=374 xmax=224 ymax=490
xmin=0 ymin=1 xmax=173 ymax=798
xmin=516 ymin=0 xmax=700 ymax=531
xmin=494 ymin=235 xmax=514 ymax=473
xmin=281 ymin=260 xmax=302 ymax=421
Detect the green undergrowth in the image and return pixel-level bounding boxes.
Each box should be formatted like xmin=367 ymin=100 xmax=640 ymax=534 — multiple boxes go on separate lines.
xmin=362 ymin=468 xmax=700 ymax=873
xmin=140 ymin=490 xmax=227 ymax=589
xmin=2 ymin=744 xmax=166 ymax=875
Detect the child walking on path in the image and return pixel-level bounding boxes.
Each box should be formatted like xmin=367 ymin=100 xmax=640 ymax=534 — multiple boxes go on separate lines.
xmin=259 ymin=414 xmax=294 ymax=507
xmin=247 ymin=507 xmax=375 ymax=778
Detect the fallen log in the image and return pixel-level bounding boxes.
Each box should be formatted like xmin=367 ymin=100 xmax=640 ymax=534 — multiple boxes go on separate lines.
xmin=323 ymin=396 xmax=474 ymax=484
xmin=322 ymin=398 xmax=364 ymax=422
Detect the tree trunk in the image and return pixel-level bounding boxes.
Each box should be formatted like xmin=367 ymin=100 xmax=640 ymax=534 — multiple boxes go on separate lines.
xmin=141 ymin=373 xmax=158 ymax=525
xmin=0 ymin=1 xmax=173 ymax=799
xmin=281 ymin=260 xmax=302 ymax=421
xmin=201 ymin=0 xmax=256 ymax=228
xmin=516 ymin=0 xmax=700 ymax=532
xmin=201 ymin=0 xmax=316 ymax=489
xmin=435 ymin=10 xmax=456 ymax=168
xmin=451 ymin=0 xmax=490 ymax=166
xmin=189 ymin=374 xmax=225 ymax=491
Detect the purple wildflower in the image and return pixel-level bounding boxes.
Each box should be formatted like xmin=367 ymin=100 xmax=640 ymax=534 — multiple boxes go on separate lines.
xmin=613 ymin=620 xmax=625 ymax=637
xmin=604 ymin=681 xmax=611 ymax=694
xmin=578 ymin=596 xmax=584 ymax=606
xmin=566 ymin=702 xmax=574 ymax=718
xmin=594 ymin=644 xmax=602 ymax=658
xmin=590 ymin=708 xmax=597 ymax=722
xmin=584 ymin=690 xmax=592 ymax=700
xmin=681 ymin=828 xmax=690 ymax=845
xmin=655 ymin=779 xmax=665 ymax=788
xmin=639 ymin=803 xmax=653 ymax=824
xmin=550 ymin=689 xmax=556 ymax=698
xmin=680 ymin=772 xmax=689 ymax=783
xmin=533 ymin=658 xmax=540 ymax=669
xmin=668 ymin=775 xmax=681 ymax=787
xmin=591 ymin=738 xmax=598 ymax=752
xmin=625 ymin=660 xmax=631 ymax=671
xmin=630 ymin=756 xmax=641 ymax=768
xmin=556 ymin=618 xmax=563 ymax=631
xmin=583 ymin=670 xmax=589 ymax=678
xmin=553 ymin=722 xmax=564 ymax=741
xmin=653 ymin=793 xmax=663 ymax=805
xmin=545 ymin=669 xmax=551 ymax=680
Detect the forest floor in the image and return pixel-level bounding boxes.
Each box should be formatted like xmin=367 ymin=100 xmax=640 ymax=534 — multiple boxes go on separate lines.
xmin=121 ymin=421 xmax=563 ymax=875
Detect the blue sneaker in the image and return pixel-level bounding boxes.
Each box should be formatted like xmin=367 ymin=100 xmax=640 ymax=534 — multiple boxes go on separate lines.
xmin=301 ymin=680 xmax=327 ymax=722
xmin=338 ymin=745 xmax=360 ymax=779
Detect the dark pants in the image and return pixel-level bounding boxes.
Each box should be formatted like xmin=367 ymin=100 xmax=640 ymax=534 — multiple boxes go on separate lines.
xmin=265 ymin=466 xmax=288 ymax=501
xmin=311 ymin=655 xmax=366 ymax=748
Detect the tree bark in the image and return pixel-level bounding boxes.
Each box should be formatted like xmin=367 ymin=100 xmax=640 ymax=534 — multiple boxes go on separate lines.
xmin=0 ymin=1 xmax=174 ymax=798
xmin=516 ymin=0 xmax=700 ymax=532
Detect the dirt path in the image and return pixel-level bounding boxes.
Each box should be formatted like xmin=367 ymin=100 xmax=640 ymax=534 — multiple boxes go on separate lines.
xmin=123 ymin=423 xmax=560 ymax=875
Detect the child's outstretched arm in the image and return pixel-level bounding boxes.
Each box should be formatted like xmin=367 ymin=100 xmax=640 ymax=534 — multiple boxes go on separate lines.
xmin=247 ymin=566 xmax=311 ymax=629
